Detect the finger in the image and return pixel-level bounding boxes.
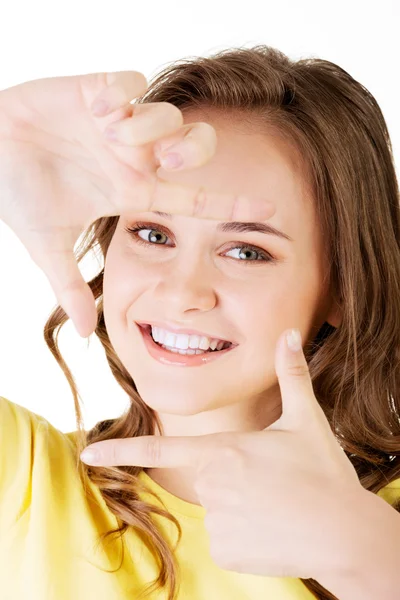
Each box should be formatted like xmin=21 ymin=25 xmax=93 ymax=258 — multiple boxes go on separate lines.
xmin=267 ymin=329 xmax=316 ymax=431
xmin=26 ymin=231 xmax=98 ymax=338
xmin=153 ymin=122 xmax=218 ymax=171
xmin=89 ymin=70 xmax=149 ymax=117
xmin=104 ymin=102 xmax=185 ymax=147
xmin=101 ymin=107 xmax=217 ymax=171
xmin=117 ymin=176 xmax=276 ymax=222
xmin=80 ymin=435 xmax=208 ymax=468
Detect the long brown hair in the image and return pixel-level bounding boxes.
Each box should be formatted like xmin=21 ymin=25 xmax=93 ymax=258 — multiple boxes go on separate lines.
xmin=44 ymin=45 xmax=400 ymax=600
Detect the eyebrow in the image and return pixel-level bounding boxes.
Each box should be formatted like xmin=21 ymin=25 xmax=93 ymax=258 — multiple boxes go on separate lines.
xmin=151 ymin=211 xmax=293 ymax=242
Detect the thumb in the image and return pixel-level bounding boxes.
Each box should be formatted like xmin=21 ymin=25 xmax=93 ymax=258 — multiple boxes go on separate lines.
xmin=29 ymin=235 xmax=98 ymax=338
xmin=269 ymin=328 xmax=315 ymax=430
xmin=53 ymin=257 xmax=98 ymax=338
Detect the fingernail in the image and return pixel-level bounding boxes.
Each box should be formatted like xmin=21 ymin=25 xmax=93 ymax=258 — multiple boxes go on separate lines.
xmin=160 ymin=152 xmax=184 ymax=169
xmin=80 ymin=448 xmax=100 ymax=464
xmin=286 ymin=329 xmax=302 ymax=352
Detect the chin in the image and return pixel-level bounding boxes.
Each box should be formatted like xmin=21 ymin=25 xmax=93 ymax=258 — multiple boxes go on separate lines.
xmin=134 ymin=383 xmax=229 ymax=417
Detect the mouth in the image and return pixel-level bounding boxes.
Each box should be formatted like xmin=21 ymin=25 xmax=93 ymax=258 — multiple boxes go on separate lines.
xmin=136 ymin=323 xmax=237 ymax=366
xmin=139 ymin=323 xmax=234 ymax=353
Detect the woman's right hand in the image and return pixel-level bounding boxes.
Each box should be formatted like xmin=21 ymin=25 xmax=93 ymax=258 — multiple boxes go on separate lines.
xmin=0 ymin=71 xmax=272 ymax=337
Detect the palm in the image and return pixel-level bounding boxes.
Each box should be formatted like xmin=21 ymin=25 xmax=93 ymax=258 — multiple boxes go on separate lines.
xmin=0 ymin=73 xmax=159 ymax=240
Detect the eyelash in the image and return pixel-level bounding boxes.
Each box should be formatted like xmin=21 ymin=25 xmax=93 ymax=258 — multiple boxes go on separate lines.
xmin=123 ymin=221 xmax=277 ymax=266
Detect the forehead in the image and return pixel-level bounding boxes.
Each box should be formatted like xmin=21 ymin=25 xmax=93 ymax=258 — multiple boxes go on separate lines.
xmin=157 ymin=108 xmax=315 ymax=227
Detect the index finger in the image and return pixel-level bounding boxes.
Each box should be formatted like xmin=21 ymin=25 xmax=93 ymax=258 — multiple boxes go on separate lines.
xmin=126 ymin=177 xmax=276 ymax=222
xmin=81 ymin=434 xmax=210 ymax=468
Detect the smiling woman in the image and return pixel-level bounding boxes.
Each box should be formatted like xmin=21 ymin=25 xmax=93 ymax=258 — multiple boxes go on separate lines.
xmin=30 ymin=45 xmax=400 ymax=600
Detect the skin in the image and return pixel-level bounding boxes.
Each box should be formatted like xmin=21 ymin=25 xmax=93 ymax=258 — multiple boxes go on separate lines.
xmin=102 ymin=108 xmax=342 ymax=504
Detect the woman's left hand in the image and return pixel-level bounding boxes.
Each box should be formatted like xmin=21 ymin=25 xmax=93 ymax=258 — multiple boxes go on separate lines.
xmin=80 ymin=328 xmax=368 ymax=581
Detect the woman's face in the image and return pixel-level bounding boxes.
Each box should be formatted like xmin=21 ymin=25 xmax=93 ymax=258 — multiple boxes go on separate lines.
xmin=103 ymin=110 xmax=340 ymax=435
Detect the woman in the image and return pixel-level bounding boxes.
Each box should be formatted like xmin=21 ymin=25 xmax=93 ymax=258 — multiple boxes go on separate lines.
xmin=0 ymin=45 xmax=399 ymax=599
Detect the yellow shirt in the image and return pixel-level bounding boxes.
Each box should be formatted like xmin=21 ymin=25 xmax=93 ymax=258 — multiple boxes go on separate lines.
xmin=1 ymin=396 xmax=399 ymax=600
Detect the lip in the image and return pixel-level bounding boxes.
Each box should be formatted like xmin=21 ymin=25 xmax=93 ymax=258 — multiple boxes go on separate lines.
xmin=136 ymin=320 xmax=236 ymax=344
xmin=136 ymin=323 xmax=237 ymax=367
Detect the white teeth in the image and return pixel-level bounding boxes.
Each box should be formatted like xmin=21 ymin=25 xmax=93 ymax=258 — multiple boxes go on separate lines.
xmin=164 ymin=331 xmax=177 ymax=347
xmin=162 ymin=346 xmax=206 ymax=355
xmin=151 ymin=326 xmax=230 ymax=351
xmin=199 ymin=336 xmax=211 ymax=350
xmin=189 ymin=335 xmax=201 ymax=349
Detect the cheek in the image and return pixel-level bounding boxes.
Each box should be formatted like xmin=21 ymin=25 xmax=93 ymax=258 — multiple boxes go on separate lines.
xmin=270 ymin=282 xmax=325 ymax=356
xmin=102 ymin=250 xmax=148 ymax=330
xmin=104 ymin=241 xmax=153 ymax=297
xmin=246 ymin=268 xmax=322 ymax=346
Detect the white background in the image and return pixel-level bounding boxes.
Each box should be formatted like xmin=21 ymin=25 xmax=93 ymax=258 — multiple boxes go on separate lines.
xmin=0 ymin=0 xmax=399 ymax=433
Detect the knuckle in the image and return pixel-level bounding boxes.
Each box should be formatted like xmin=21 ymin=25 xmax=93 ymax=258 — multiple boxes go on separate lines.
xmin=219 ymin=446 xmax=242 ymax=461
xmin=109 ymin=443 xmax=120 ymax=466
xmin=146 ymin=102 xmax=183 ymax=134
xmin=192 ymin=187 xmax=208 ymax=217
xmin=286 ymin=363 xmax=310 ymax=378
xmin=182 ymin=123 xmax=217 ymax=168
xmin=145 ymin=178 xmax=160 ymax=214
xmin=194 ymin=122 xmax=218 ymax=152
xmin=105 ymin=72 xmax=118 ymax=86
xmin=126 ymin=103 xmax=184 ymax=145
xmin=106 ymin=70 xmax=148 ymax=97
xmin=229 ymin=195 xmax=240 ymax=222
xmin=129 ymin=71 xmax=149 ymax=94
xmin=146 ymin=436 xmax=162 ymax=467
xmin=213 ymin=435 xmax=244 ymax=464
xmin=161 ymin=102 xmax=185 ymax=125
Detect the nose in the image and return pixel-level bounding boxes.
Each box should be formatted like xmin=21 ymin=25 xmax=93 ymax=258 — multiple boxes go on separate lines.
xmin=153 ymin=260 xmax=218 ymax=315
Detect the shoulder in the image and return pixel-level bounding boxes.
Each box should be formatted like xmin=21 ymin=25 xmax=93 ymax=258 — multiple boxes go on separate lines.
xmin=377 ymin=477 xmax=400 ymax=508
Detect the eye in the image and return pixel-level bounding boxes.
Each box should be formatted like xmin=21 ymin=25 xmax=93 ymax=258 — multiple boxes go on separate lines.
xmin=124 ymin=222 xmax=277 ymax=266
xmin=224 ymin=246 xmax=274 ymax=263
xmin=125 ymin=222 xmax=171 ymax=246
